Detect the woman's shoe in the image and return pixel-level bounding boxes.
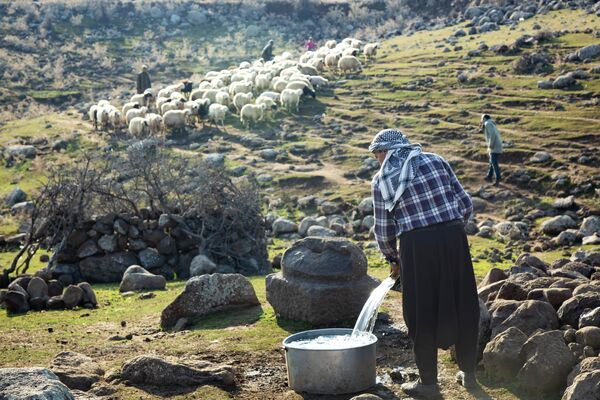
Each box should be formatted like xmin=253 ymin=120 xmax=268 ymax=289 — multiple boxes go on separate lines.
xmin=401 ymin=379 xmax=441 ymax=398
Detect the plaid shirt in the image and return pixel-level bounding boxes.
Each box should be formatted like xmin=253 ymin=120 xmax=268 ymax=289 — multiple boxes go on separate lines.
xmin=372 ymin=152 xmax=473 ymax=262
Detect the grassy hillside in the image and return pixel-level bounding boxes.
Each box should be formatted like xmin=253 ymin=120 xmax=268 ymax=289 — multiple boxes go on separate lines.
xmin=0 ymin=7 xmax=599 ymax=400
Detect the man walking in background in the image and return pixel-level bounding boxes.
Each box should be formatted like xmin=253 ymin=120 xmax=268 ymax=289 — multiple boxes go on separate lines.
xmin=370 ymin=129 xmax=480 ymax=398
xmin=481 ymin=114 xmax=502 ymax=186
xmin=261 ymin=40 xmax=274 ymax=62
xmin=136 ymin=65 xmax=151 ymax=95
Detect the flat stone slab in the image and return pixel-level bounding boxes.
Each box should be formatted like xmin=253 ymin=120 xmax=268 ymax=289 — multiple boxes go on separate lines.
xmin=0 ymin=367 xmax=75 ymax=399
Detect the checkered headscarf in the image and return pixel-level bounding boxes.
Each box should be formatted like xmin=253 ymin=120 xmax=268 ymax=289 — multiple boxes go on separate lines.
xmin=370 ymin=129 xmax=422 ymax=211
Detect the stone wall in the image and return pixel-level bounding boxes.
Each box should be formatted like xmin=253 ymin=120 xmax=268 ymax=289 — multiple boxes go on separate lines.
xmin=49 ymin=212 xmax=269 ymax=285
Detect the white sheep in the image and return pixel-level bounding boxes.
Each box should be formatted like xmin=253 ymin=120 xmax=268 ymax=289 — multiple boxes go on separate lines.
xmin=128 ymin=116 xmax=149 ymax=137
xmin=271 ymin=78 xmax=288 ymax=93
xmin=190 ymin=88 xmax=207 ymax=101
xmin=109 ymin=109 xmax=125 ymax=132
xmin=130 ymin=91 xmax=154 ymax=108
xmin=233 ymin=92 xmax=254 ymax=113
xmin=160 ymin=99 xmax=185 ymax=115
xmin=309 ymin=75 xmax=329 ymax=89
xmin=202 ymin=89 xmax=219 ymax=104
xmin=300 ymin=51 xmax=315 ymax=64
xmin=257 ymin=91 xmax=280 ymax=102
xmin=325 ymin=40 xmax=337 ymax=49
xmin=125 ymin=106 xmax=148 ymax=124
xmin=229 ymin=81 xmax=253 ymax=97
xmin=338 ymin=56 xmax=363 ymax=73
xmin=122 ymin=101 xmax=140 ymax=116
xmin=325 ymin=53 xmax=341 ymax=69
xmin=280 ymin=88 xmax=303 ymax=113
xmin=157 ymin=83 xmax=184 ymax=99
xmin=208 ymin=103 xmax=229 ymax=128
xmin=286 ymin=81 xmax=316 ymax=98
xmin=255 ymin=74 xmax=272 ymax=92
xmin=240 ymin=103 xmax=266 ymax=127
xmin=307 ymin=58 xmax=325 ymax=71
xmin=155 ymin=96 xmax=170 ymax=111
xmin=97 ymin=106 xmax=112 ymax=130
xmin=163 ymin=109 xmax=191 ymax=132
xmin=88 ymin=104 xmax=99 ymax=130
xmin=215 ymin=91 xmax=230 ymax=106
xmin=145 ymin=113 xmax=164 ymax=136
xmin=364 ymin=42 xmax=379 ymax=59
xmin=256 ymin=96 xmax=278 ymax=120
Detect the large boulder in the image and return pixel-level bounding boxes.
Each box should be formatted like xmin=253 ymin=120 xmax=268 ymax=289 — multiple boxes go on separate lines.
xmin=266 ymin=237 xmax=379 ymax=325
xmin=161 ymin=274 xmax=259 ymax=329
xmin=62 ymin=285 xmax=84 ymax=308
xmin=138 ymin=248 xmax=165 ymax=270
xmin=0 ymin=367 xmax=74 ymax=399
xmin=578 ymin=216 xmax=600 ymax=238
xmin=576 ymin=44 xmax=600 ymax=61
xmin=119 ymin=265 xmax=166 ymax=292
xmin=558 ymin=293 xmax=600 ymax=327
xmin=79 ymin=252 xmax=139 ymax=283
xmin=483 ymin=327 xmax=528 ymax=381
xmin=27 ymin=277 xmax=48 ymax=299
xmin=562 ymin=371 xmax=600 ymax=400
xmin=5 ymin=187 xmax=27 ymax=206
xmin=189 ymin=254 xmax=217 ymax=277
xmin=491 ymin=300 xmax=558 ymax=339
xmin=77 ymin=282 xmax=97 ymax=307
xmin=272 ymin=218 xmax=298 ymax=236
xmin=517 ymin=330 xmax=576 ymax=392
xmin=49 ymin=351 xmax=104 ymax=391
xmin=118 ymin=355 xmax=234 ymax=387
xmin=4 ymin=290 xmax=29 ymax=313
xmin=579 ymin=307 xmax=600 ymax=328
xmin=541 ymin=215 xmax=578 ymax=235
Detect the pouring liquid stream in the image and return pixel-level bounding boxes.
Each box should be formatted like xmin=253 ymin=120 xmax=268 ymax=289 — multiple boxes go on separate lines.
xmin=288 ymin=276 xmax=398 ymax=349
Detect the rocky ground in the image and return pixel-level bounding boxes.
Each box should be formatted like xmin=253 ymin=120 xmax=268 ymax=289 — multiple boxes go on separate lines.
xmin=0 ymin=1 xmax=599 ymax=399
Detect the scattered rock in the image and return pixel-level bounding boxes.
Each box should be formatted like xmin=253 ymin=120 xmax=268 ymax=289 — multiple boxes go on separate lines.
xmin=49 ymin=351 xmax=104 ymax=391
xmin=306 ymin=225 xmax=337 ymax=237
xmin=483 ymin=327 xmax=528 ymax=381
xmin=0 ymin=368 xmax=73 ymax=400
xmin=517 ymin=330 xmax=576 ymax=392
xmin=491 ymin=300 xmax=558 ymax=338
xmin=5 ymin=187 xmax=27 ymax=206
xmin=119 ymin=265 xmax=166 ymax=292
xmin=161 ymin=273 xmax=259 ymax=329
xmin=189 ymin=254 xmax=217 ymax=276
xmin=272 ymin=218 xmax=298 ymax=236
xmin=541 ymin=215 xmax=578 ymax=236
xmin=118 ymin=355 xmax=234 ymax=387
xmin=62 ymin=285 xmax=84 ymax=308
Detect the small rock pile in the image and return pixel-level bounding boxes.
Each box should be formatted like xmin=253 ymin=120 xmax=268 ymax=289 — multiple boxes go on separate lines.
xmin=46 ymin=212 xmax=268 ymax=286
xmin=478 ymin=251 xmax=600 ymax=397
xmin=0 ymin=275 xmax=97 ymax=314
xmin=267 ymin=196 xmax=375 ymax=241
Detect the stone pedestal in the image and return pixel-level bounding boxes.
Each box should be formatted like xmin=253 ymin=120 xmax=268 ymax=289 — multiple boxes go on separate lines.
xmin=266 ymin=237 xmax=379 ymax=325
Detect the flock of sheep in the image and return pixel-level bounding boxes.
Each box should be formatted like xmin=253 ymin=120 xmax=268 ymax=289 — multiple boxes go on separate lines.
xmin=88 ymin=37 xmax=379 ymax=136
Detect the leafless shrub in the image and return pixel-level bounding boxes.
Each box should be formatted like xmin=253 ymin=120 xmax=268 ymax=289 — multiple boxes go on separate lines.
xmin=1 ymin=143 xmax=266 ymax=286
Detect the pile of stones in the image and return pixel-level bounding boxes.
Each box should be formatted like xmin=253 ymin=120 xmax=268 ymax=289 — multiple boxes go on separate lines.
xmin=0 ymin=275 xmax=97 ymax=314
xmin=45 ymin=211 xmax=268 ymax=286
xmin=477 ymin=250 xmax=600 ymax=397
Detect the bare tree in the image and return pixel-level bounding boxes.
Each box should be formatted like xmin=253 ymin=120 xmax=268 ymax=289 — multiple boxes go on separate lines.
xmin=1 ymin=140 xmax=266 ymax=287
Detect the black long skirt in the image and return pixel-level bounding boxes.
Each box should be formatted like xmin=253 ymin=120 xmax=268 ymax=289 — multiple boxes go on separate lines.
xmin=399 ymin=219 xmax=479 ymax=370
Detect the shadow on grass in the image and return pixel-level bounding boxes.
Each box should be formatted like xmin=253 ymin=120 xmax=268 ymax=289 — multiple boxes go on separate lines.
xmin=187 ymin=305 xmax=265 ymax=330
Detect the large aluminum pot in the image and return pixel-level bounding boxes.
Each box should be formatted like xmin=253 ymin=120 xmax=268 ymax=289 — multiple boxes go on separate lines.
xmin=283 ymin=328 xmax=377 ymax=395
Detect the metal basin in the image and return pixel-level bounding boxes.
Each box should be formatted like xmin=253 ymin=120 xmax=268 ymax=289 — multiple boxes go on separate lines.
xmin=283 ymin=328 xmax=377 ymax=395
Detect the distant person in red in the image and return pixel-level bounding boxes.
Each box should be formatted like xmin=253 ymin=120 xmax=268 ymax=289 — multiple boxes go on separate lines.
xmin=305 ymin=37 xmax=316 ymax=51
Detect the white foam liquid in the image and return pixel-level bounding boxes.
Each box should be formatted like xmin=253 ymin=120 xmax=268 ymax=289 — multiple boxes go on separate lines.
xmin=287 ymin=277 xmax=398 ymax=349
xmin=351 ymin=277 xmax=397 ymax=339
xmin=290 ymin=334 xmax=374 ymax=350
